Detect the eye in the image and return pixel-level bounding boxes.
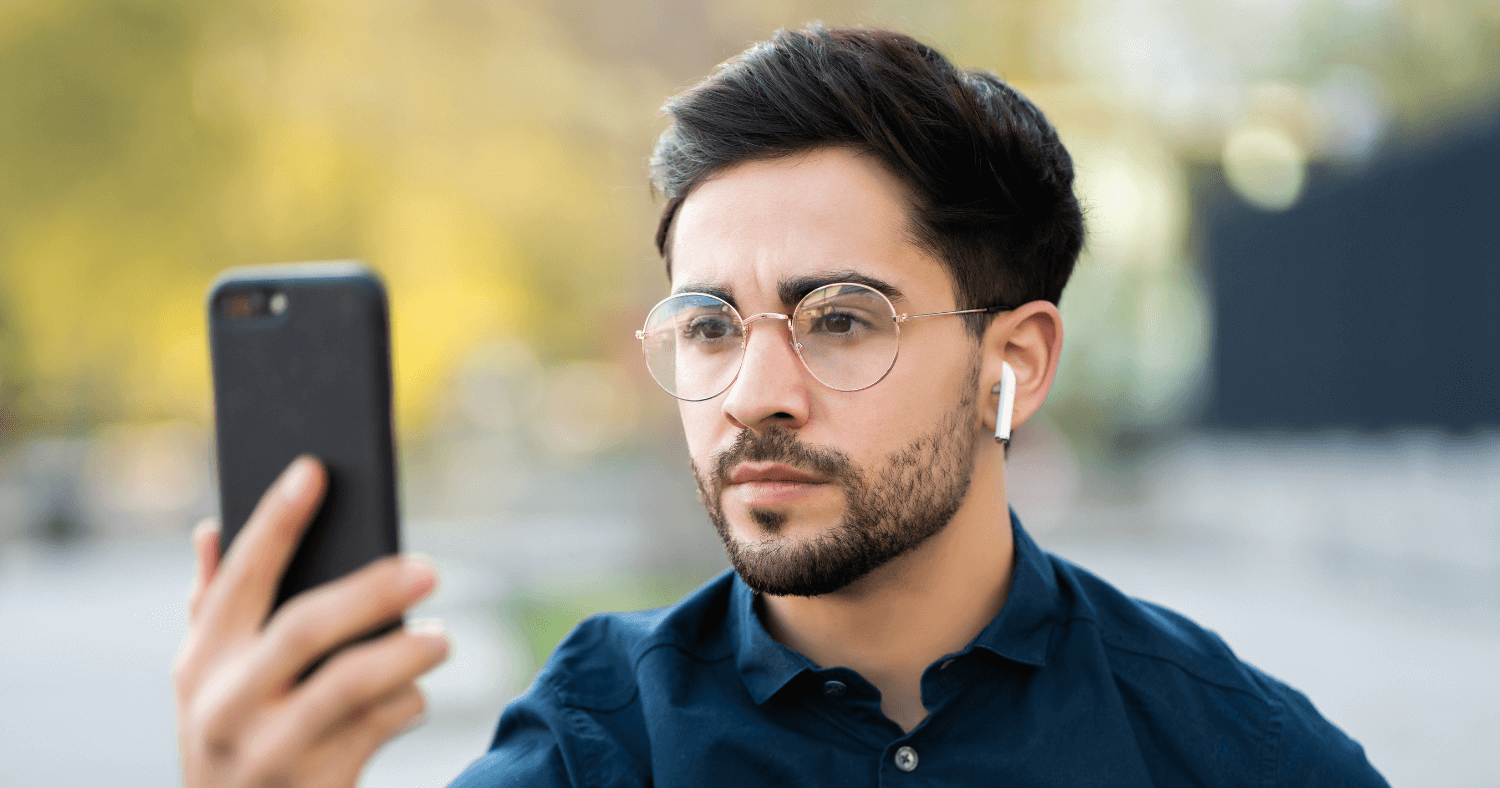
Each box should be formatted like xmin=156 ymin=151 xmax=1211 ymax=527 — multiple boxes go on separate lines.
xmin=683 ymin=315 xmax=736 ymax=342
xmin=804 ymin=307 xmax=875 ymax=338
xmin=819 ymin=312 xmax=856 ymax=334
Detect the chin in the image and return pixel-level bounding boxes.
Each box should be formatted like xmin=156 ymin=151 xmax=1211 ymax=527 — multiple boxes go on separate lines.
xmin=714 ymin=510 xmax=886 ymax=598
xmin=727 ymin=504 xmax=837 ymax=543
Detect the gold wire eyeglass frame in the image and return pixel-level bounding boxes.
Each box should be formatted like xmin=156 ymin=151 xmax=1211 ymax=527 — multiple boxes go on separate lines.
xmin=635 ymin=281 xmax=1014 ymax=401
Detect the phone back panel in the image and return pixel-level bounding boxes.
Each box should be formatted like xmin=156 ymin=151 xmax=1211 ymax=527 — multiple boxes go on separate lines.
xmin=208 ymin=262 xmax=399 ymax=612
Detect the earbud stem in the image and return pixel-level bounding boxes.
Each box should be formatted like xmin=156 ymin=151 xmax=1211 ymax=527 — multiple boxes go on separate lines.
xmin=993 ymin=362 xmax=1015 ymax=445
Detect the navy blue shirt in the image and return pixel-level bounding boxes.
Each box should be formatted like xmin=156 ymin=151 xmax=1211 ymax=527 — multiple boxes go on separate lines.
xmin=451 ymin=514 xmax=1387 ymax=787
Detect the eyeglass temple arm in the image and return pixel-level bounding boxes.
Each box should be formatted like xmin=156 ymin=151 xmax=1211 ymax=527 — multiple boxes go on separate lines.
xmin=896 ymin=304 xmax=1016 ymax=322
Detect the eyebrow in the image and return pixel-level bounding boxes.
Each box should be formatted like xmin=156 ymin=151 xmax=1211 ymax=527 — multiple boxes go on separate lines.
xmin=672 ymin=270 xmax=906 ymax=311
xmin=672 ymin=282 xmax=738 ymax=309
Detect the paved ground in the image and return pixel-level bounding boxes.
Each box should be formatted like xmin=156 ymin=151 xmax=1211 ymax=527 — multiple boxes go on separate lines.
xmin=2 ymin=524 xmax=1497 ymax=787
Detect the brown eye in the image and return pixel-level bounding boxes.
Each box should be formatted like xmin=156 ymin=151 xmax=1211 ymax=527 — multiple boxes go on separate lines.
xmin=684 ymin=316 xmax=734 ymax=341
xmin=821 ymin=313 xmax=854 ymax=334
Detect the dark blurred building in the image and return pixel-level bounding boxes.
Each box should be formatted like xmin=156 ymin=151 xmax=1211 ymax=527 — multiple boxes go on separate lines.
xmin=1201 ymin=117 xmax=1500 ymax=431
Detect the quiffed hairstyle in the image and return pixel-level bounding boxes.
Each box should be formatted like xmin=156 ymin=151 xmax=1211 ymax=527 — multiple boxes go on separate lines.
xmin=650 ymin=25 xmax=1084 ymax=336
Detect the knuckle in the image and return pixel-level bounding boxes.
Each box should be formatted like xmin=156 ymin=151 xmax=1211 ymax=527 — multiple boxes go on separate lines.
xmin=200 ymin=719 xmax=235 ymax=758
xmin=322 ymin=640 xmax=413 ymax=702
xmin=389 ymin=681 xmax=424 ymax=711
xmin=197 ymin=693 xmax=246 ymax=756
xmin=372 ymin=687 xmax=424 ymax=735
xmin=325 ymin=663 xmax=367 ymax=700
xmin=171 ymin=637 xmax=218 ymax=697
xmin=194 ymin=708 xmax=239 ymax=767
xmin=244 ymin=760 xmax=292 ymax=788
xmin=207 ymin=734 xmax=238 ymax=766
xmin=270 ymin=612 xmax=322 ymax=658
xmin=238 ymin=734 xmax=297 ymax=788
xmin=170 ymin=654 xmax=197 ymax=696
xmin=317 ymin=649 xmax=374 ymax=700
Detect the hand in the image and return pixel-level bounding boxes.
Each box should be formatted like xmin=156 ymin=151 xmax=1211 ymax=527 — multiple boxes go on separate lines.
xmin=173 ymin=456 xmax=449 ymax=788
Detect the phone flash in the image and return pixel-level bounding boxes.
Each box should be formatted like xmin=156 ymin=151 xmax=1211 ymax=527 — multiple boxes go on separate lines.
xmin=269 ymin=292 xmax=288 ymax=315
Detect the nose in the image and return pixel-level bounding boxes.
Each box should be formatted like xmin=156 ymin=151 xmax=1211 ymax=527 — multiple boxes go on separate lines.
xmin=721 ymin=315 xmax=812 ymax=433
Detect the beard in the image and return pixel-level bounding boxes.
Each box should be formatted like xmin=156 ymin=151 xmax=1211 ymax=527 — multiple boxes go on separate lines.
xmin=691 ymin=369 xmax=981 ymax=597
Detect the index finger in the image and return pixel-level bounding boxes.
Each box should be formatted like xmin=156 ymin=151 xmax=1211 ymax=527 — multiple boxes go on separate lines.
xmin=195 ymin=456 xmax=327 ymax=639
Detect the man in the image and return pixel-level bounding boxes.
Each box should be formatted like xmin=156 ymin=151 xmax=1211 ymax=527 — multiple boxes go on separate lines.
xmin=174 ymin=26 xmax=1388 ymax=788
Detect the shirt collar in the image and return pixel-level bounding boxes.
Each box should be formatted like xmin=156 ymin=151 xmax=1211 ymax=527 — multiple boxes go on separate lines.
xmin=730 ymin=508 xmax=1060 ymax=705
xmin=730 ymin=574 xmax=817 ymax=704
xmin=966 ymin=508 xmax=1059 ymax=667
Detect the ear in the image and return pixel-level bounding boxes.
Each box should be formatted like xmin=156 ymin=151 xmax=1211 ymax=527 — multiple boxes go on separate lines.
xmin=978 ymin=301 xmax=1064 ymax=436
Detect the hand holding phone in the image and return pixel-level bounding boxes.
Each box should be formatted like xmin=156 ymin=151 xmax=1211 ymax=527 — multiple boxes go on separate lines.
xmin=174 ymin=457 xmax=447 ymax=788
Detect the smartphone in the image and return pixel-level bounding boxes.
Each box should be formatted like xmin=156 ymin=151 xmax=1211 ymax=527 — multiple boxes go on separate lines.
xmin=207 ymin=261 xmax=400 ymax=617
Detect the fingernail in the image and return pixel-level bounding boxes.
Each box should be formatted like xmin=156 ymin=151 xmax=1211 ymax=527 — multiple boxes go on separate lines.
xmin=278 ymin=456 xmax=316 ymax=499
xmin=400 ymin=555 xmax=436 ymax=594
xmin=191 ymin=518 xmax=220 ymax=546
xmin=406 ymin=618 xmax=449 ymax=651
xmin=406 ymin=617 xmax=446 ymax=635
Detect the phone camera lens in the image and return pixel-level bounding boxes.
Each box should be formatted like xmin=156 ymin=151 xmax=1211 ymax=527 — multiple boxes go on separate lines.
xmin=222 ymin=292 xmax=259 ymax=319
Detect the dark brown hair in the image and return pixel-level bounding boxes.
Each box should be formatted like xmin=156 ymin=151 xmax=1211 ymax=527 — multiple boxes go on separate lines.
xmin=650 ymin=25 xmax=1084 ymax=336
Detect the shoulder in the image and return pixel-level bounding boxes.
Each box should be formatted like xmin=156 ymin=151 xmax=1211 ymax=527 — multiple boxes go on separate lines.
xmin=1049 ymin=552 xmax=1273 ymax=696
xmin=1046 ymin=553 xmax=1388 ymax=787
xmin=1255 ymin=666 xmax=1390 ymax=786
xmin=531 ymin=569 xmax=738 ymax=712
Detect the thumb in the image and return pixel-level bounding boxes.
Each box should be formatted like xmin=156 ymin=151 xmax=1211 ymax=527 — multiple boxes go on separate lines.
xmin=187 ymin=518 xmax=221 ymax=623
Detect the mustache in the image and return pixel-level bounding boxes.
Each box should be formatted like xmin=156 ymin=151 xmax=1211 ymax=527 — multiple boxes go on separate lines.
xmin=711 ymin=427 xmax=857 ymax=487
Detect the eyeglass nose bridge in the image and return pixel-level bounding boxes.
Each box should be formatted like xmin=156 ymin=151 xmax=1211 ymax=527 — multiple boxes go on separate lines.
xmin=738 ymin=312 xmax=803 ymax=350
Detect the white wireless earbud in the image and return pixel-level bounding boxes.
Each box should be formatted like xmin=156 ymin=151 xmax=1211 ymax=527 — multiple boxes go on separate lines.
xmin=991 ymin=361 xmax=1016 ymax=445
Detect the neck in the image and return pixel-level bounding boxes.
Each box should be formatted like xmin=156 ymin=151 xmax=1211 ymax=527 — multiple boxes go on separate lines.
xmin=758 ymin=438 xmax=1014 ymax=733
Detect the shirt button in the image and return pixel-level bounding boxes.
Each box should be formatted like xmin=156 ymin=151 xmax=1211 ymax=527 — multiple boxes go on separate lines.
xmin=894 ymin=745 xmax=919 ymax=772
xmin=822 ymin=680 xmax=847 ymax=696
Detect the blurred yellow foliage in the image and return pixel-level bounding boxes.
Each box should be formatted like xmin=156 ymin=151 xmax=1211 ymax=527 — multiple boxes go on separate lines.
xmin=0 ymin=0 xmax=666 ymax=435
xmin=0 ymin=0 xmax=1494 ymax=448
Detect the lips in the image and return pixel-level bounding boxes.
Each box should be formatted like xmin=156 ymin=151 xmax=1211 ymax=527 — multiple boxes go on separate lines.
xmin=723 ymin=462 xmax=831 ymax=509
xmin=727 ymin=462 xmax=830 ymax=486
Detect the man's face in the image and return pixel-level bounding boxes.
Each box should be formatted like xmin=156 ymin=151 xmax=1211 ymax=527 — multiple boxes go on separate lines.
xmin=669 ymin=147 xmax=986 ymax=597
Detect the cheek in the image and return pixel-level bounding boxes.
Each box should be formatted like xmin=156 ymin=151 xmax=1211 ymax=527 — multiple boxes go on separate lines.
xmin=678 ymin=401 xmax=726 ymax=464
xmin=810 ymin=388 xmax=916 ymax=463
xmin=836 ymin=349 xmax=972 ymax=445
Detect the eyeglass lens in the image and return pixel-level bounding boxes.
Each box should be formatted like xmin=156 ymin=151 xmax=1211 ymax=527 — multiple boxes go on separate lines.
xmin=639 ymin=283 xmax=900 ymax=401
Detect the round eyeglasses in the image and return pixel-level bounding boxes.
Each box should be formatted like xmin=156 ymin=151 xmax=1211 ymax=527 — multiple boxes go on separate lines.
xmin=635 ymin=282 xmax=1013 ymax=401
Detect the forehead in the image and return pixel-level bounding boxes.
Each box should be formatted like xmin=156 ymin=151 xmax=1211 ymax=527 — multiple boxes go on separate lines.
xmin=667 ymin=147 xmax=951 ymax=309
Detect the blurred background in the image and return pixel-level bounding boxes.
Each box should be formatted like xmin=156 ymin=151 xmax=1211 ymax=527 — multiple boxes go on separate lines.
xmin=0 ymin=0 xmax=1497 ymax=785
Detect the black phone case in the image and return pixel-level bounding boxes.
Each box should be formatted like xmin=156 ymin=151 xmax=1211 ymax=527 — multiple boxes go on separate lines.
xmin=208 ymin=261 xmax=400 ymax=614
